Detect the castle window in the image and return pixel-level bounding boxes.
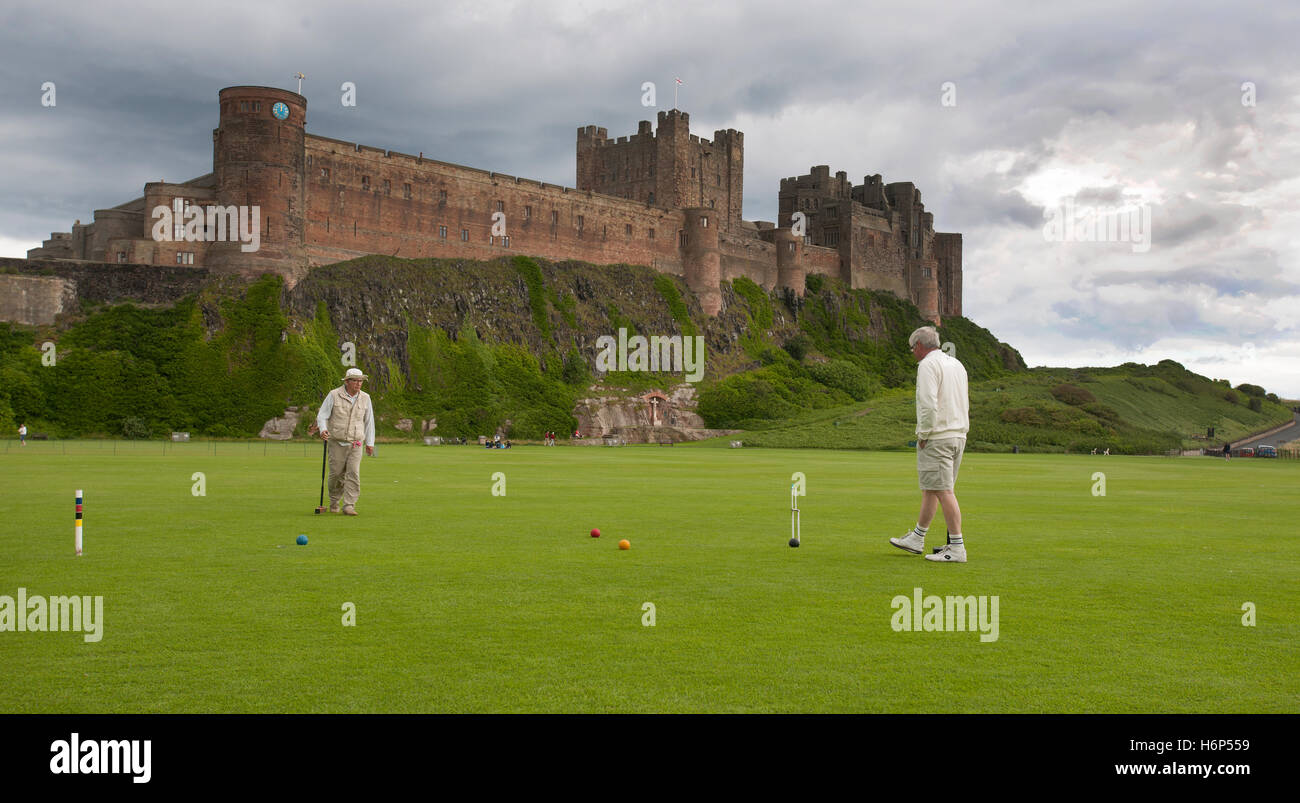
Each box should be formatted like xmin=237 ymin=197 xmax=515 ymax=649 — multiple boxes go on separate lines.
xmin=253 ymin=101 xmax=261 ymax=112
xmin=709 ymin=199 xmax=715 ymax=208
xmin=824 ymin=231 xmax=838 ymax=246
xmin=717 ymin=175 xmax=721 ymax=186
xmin=551 ymin=211 xmax=559 ymax=225
xmin=700 ymin=216 xmax=708 ymax=228
xmin=404 ymin=183 xmax=412 ymax=199
xmin=503 ymin=236 xmax=510 ymax=248
xmin=577 ymin=215 xmax=584 ymax=238
xmin=602 ymin=226 xmax=607 ymax=241
xmin=307 ymin=156 xmax=312 ymax=167
xmin=787 ymin=243 xmax=795 ymax=253
xmin=496 ymin=200 xmax=504 ymax=213
xmin=648 ymin=228 xmax=655 ymax=240
xmin=175 ymin=252 xmax=194 ymax=265
xmin=240 ymin=101 xmax=248 ymax=112
xmin=625 ymin=224 xmax=632 ymax=237
xmin=362 ymin=176 xmax=370 ymax=190
xmin=923 ymin=267 xmax=932 ymax=278
xmin=649 ymin=166 xmax=655 ymax=176
xmin=648 ymin=192 xmax=655 ymax=205
xmin=691 ymin=167 xmax=696 ymax=178
xmin=320 ymin=167 xmax=330 ymax=181
xmin=461 ymin=229 xmax=469 ymax=241
xmin=382 ymin=179 xmax=391 ymax=195
xmin=439 ymin=225 xmax=448 ymax=239
xmin=439 ymin=190 xmax=448 ymax=204
xmin=679 ymin=231 xmax=687 ymax=247
xmin=117 ymin=252 xmax=127 ymax=263
xmin=524 ymin=205 xmax=532 ymax=220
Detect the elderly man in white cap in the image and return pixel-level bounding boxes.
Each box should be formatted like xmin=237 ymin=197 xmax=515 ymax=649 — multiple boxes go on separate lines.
xmin=316 ymin=368 xmax=375 ymax=515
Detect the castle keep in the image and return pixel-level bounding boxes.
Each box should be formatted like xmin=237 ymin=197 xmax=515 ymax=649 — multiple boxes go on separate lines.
xmin=30 ymin=85 xmax=962 ymax=322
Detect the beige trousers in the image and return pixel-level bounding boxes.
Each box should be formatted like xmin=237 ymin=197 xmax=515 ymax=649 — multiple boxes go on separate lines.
xmin=328 ymin=439 xmax=364 ymax=507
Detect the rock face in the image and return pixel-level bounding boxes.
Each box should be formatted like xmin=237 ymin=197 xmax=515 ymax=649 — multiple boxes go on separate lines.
xmin=395 ymin=418 xmax=414 ymax=432
xmin=571 ymin=384 xmax=732 ymax=443
xmin=259 ymin=407 xmax=301 ymax=440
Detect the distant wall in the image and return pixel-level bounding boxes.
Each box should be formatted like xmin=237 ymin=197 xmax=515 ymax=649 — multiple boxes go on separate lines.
xmin=0 ymin=258 xmax=211 ymax=324
xmin=0 ymin=274 xmax=74 ymax=326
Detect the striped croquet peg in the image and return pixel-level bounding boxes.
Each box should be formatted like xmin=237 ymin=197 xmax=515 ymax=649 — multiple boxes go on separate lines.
xmin=75 ymin=489 xmax=83 ymax=556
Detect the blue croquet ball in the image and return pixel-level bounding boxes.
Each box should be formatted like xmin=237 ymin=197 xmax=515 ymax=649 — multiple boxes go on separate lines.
xmin=297 ymin=535 xmax=308 ymax=546
xmin=788 ymin=538 xmax=800 ymax=548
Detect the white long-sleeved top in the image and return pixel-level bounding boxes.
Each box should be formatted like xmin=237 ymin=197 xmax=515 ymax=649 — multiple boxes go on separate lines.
xmin=316 ymin=388 xmax=376 ymax=447
xmin=915 ymin=349 xmax=969 ymax=440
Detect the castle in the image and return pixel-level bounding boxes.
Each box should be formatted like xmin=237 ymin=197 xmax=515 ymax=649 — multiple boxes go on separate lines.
xmin=29 ymin=85 xmax=961 ymax=322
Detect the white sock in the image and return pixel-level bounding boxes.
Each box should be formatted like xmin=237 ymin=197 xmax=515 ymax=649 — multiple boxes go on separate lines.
xmin=912 ymin=523 xmax=929 ymax=538
xmin=949 ymin=533 xmax=964 ymax=547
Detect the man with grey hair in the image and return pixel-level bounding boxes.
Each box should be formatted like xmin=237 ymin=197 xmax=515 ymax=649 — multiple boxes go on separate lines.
xmin=890 ymin=326 xmax=971 ymax=562
xmin=316 ymin=367 xmax=376 ymax=516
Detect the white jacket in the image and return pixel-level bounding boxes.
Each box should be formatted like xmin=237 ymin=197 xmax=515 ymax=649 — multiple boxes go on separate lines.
xmin=915 ymin=349 xmax=969 ymax=440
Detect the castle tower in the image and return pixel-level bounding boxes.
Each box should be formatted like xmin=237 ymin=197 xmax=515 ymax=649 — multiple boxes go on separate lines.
xmin=775 ymin=228 xmax=805 ymax=297
xmin=207 ymin=86 xmax=308 ymax=282
xmin=681 ymin=207 xmax=721 ymax=316
xmin=916 ymin=268 xmax=940 ymax=326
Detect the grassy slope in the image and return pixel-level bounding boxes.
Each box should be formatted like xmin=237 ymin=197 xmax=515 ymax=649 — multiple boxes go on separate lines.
xmin=726 ymin=366 xmax=1294 ymax=453
xmin=1 ymin=442 xmax=1294 ymax=713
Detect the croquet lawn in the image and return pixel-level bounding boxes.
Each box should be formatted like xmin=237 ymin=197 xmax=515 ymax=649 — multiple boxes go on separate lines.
xmin=1 ymin=440 xmax=1295 ymax=712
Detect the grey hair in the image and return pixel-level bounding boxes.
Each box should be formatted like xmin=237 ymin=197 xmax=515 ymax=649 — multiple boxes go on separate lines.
xmin=908 ymin=326 xmax=941 ymax=349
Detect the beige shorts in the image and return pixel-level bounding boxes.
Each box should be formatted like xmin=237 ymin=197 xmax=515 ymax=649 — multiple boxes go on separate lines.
xmin=918 ymin=437 xmax=965 ymax=491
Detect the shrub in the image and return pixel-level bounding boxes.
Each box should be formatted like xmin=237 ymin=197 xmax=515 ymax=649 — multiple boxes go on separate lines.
xmin=805 ymin=274 xmax=824 ymax=294
xmin=121 ymin=417 xmax=151 ymax=439
xmin=1050 ymin=383 xmax=1096 ymax=406
xmin=807 ymin=359 xmax=878 ymax=401
xmin=782 ymin=335 xmax=810 ymax=362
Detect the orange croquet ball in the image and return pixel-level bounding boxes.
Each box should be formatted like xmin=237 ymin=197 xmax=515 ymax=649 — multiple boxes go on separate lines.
xmin=618 ymin=539 xmax=630 ymax=550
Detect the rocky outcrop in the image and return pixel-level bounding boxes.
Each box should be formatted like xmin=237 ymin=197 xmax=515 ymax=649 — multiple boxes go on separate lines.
xmin=259 ymin=407 xmax=301 ymax=440
xmin=572 ymin=384 xmax=727 ymax=442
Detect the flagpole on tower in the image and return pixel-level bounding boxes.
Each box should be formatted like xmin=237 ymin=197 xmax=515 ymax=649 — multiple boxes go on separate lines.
xmin=295 ymin=72 xmax=306 ymax=94
xmin=674 ymin=77 xmax=684 ymax=109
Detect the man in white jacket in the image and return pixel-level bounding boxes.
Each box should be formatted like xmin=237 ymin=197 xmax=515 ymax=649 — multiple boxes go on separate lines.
xmin=890 ymin=326 xmax=970 ymax=562
xmin=316 ymin=368 xmax=376 ymax=516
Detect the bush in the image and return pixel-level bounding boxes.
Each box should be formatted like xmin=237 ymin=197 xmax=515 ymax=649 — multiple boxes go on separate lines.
xmin=782 ymin=335 xmax=810 ymax=362
xmin=1223 ymin=390 xmax=1239 ymax=404
xmin=1248 ymin=396 xmax=1263 ymax=412
xmin=807 ymin=359 xmax=878 ymax=401
xmin=1050 ymin=383 xmax=1096 ymax=406
xmin=121 ymin=417 xmax=151 ymax=439
xmin=805 ymin=274 xmax=824 ymax=294
xmin=1237 ymin=383 xmax=1266 ymax=397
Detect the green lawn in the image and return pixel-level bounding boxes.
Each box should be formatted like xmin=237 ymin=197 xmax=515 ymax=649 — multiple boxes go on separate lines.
xmin=1 ymin=441 xmax=1295 ymax=712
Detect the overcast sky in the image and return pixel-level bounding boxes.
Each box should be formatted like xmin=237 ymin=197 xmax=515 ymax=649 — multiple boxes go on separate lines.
xmin=2 ymin=0 xmax=1298 ymax=396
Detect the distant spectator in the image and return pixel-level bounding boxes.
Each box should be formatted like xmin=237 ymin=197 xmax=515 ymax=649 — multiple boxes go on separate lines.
xmin=1223 ymin=442 xmax=1231 ymax=461
xmin=18 ymin=423 xmax=27 ymax=446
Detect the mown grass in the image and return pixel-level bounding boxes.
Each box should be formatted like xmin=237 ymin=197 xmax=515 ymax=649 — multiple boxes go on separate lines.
xmin=1 ymin=442 xmax=1295 ymax=712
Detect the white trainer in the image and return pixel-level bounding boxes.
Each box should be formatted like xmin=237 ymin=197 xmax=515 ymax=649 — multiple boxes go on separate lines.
xmin=925 ymin=544 xmax=967 ymax=563
xmin=890 ymin=531 xmax=925 ymax=554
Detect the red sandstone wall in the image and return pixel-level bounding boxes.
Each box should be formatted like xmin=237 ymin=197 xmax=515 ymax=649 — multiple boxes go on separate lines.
xmin=303 ymin=136 xmax=686 ymax=275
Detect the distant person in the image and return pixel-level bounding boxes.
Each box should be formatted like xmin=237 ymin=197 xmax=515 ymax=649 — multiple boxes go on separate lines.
xmin=1223 ymin=442 xmax=1231 ymax=461
xmin=890 ymin=326 xmax=970 ymax=563
xmin=315 ymin=368 xmax=375 ymax=516
xmin=18 ymin=423 xmax=26 ymax=446
xmin=1103 ymin=448 xmax=1110 ymax=456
